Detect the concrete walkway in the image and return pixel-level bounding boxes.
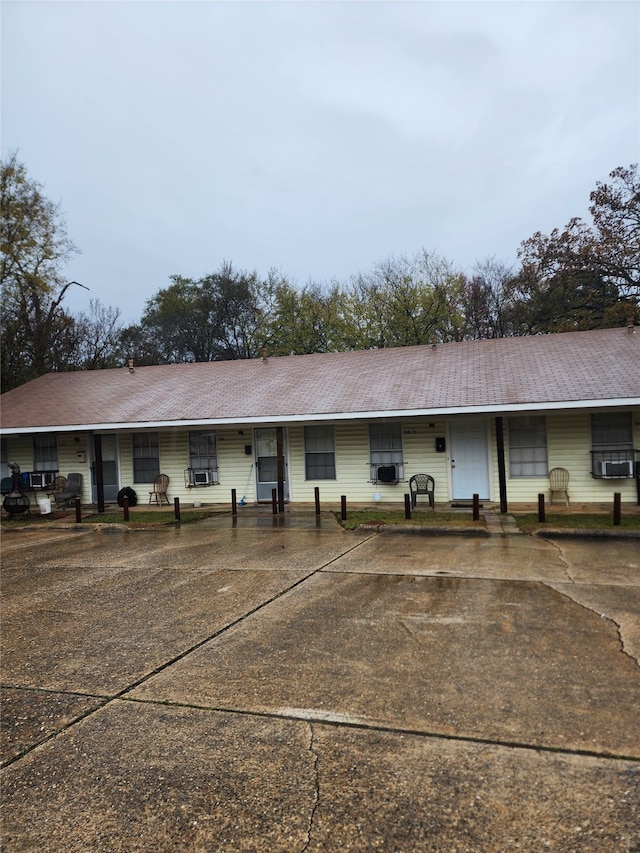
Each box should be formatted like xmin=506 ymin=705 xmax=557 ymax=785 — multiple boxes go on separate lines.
xmin=1 ymin=516 xmax=639 ymax=851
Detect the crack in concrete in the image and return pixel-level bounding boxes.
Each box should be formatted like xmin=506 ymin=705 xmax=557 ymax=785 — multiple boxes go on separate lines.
xmin=544 ymin=583 xmax=639 ymax=669
xmin=397 ymin=618 xmax=416 ymax=637
xmin=124 ymin=696 xmax=640 ymax=763
xmin=611 ymin=617 xmax=639 ymax=668
xmin=540 ymin=536 xmax=575 ymax=582
xmin=1 ymin=534 xmax=378 ymax=769
xmin=300 ymin=723 xmax=320 ymax=852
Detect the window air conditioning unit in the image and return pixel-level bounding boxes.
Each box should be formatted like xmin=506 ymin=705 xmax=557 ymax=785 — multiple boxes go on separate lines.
xmin=193 ymin=471 xmax=210 ymax=485
xmin=377 ymin=465 xmax=398 ymax=484
xmin=601 ymin=460 xmax=633 ymax=478
xmin=30 ymin=473 xmax=46 ymax=489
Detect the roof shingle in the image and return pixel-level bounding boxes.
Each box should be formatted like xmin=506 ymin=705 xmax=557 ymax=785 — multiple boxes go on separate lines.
xmin=1 ymin=328 xmax=638 ymax=431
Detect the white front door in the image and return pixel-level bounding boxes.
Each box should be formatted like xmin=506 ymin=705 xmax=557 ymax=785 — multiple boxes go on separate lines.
xmin=450 ymin=419 xmax=490 ymax=500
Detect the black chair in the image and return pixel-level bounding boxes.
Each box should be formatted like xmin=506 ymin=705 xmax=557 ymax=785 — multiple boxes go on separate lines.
xmin=409 ymin=474 xmax=435 ymax=509
xmin=55 ymin=473 xmax=83 ymax=508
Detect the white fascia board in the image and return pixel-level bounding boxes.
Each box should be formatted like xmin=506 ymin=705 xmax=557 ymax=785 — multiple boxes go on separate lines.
xmin=2 ymin=397 xmax=638 ymax=435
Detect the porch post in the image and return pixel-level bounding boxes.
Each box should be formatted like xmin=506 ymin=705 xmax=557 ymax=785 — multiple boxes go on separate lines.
xmin=276 ymin=426 xmax=285 ymax=513
xmin=93 ymin=434 xmax=105 ymax=514
xmin=495 ymin=416 xmax=508 ymax=514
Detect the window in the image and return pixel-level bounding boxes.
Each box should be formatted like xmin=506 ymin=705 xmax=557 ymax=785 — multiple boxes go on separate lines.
xmin=132 ymin=432 xmax=159 ymax=483
xmin=508 ymin=416 xmax=548 ymax=477
xmin=369 ymin=423 xmax=403 ymax=482
xmin=33 ymin=434 xmax=58 ymax=472
xmin=187 ymin=430 xmax=218 ymax=484
xmin=1 ymin=437 xmax=7 ymax=467
xmin=591 ymin=412 xmax=634 ymax=478
xmin=304 ymin=425 xmax=336 ymax=480
xmin=591 ymin=412 xmax=633 ymax=450
xmin=189 ymin=430 xmax=217 ymax=470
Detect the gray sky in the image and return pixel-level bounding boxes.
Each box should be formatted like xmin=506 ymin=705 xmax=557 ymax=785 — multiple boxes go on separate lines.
xmin=2 ymin=0 xmax=638 ymax=324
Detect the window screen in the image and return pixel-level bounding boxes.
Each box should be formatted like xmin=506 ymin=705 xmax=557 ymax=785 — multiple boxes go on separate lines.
xmin=591 ymin=412 xmax=632 ymax=449
xmin=33 ymin=434 xmax=58 ymax=472
xmin=189 ymin=430 xmax=217 ymax=470
xmin=508 ymin=416 xmax=548 ymax=477
xmin=304 ymin=425 xmax=336 ymax=480
xmin=369 ymin=423 xmax=403 ymax=467
xmin=132 ymin=432 xmax=160 ymax=483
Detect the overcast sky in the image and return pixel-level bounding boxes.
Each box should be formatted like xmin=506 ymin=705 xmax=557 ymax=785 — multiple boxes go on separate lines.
xmin=2 ymin=1 xmax=638 ymax=324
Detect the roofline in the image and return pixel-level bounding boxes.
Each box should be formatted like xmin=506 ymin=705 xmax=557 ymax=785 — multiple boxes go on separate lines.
xmin=2 ymin=397 xmax=638 ymax=435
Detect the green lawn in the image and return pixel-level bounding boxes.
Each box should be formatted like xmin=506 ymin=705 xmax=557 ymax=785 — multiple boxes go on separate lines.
xmin=513 ymin=513 xmax=640 ymax=534
xmin=1 ymin=509 xmax=219 ymax=529
xmin=334 ymin=509 xmax=485 ymax=531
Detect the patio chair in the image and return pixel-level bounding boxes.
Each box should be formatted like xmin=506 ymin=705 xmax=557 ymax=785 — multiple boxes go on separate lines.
xmin=55 ymin=473 xmax=83 ymax=508
xmin=409 ymin=474 xmax=435 ymax=509
xmin=548 ymin=467 xmax=570 ymax=506
xmin=47 ymin=475 xmax=67 ymax=501
xmin=148 ymin=474 xmax=170 ymax=505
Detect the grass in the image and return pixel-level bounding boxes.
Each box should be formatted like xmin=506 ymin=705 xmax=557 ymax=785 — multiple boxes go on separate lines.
xmin=83 ymin=510 xmax=220 ymax=527
xmin=1 ymin=508 xmax=220 ymax=529
xmin=334 ymin=509 xmax=485 ymax=531
xmin=514 ymin=513 xmax=640 ymax=535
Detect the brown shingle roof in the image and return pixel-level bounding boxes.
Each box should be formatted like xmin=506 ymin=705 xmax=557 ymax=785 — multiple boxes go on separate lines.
xmin=1 ymin=328 xmax=639 ymax=432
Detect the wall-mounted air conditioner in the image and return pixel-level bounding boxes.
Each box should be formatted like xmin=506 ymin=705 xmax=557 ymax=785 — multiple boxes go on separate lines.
xmin=377 ymin=465 xmax=398 ymax=483
xmin=193 ymin=471 xmax=210 ymax=485
xmin=601 ymin=460 xmax=634 ymax=478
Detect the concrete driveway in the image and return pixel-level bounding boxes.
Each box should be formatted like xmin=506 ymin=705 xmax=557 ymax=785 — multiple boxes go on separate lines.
xmin=1 ymin=514 xmax=639 ymax=852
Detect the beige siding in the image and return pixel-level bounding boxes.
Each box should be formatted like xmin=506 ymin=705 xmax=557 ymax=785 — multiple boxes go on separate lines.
xmin=217 ymin=428 xmax=257 ymax=501
xmin=2 ymin=435 xmax=35 ymax=476
xmin=56 ymin=432 xmax=91 ymax=504
xmin=2 ymin=431 xmax=92 ymax=505
xmin=4 ymin=405 xmax=638 ymax=509
xmin=286 ymin=419 xmax=452 ymax=506
xmin=503 ymin=408 xmax=640 ymax=504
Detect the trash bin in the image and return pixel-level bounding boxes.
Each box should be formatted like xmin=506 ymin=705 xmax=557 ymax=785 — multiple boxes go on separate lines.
xmin=38 ymin=497 xmax=52 ymax=515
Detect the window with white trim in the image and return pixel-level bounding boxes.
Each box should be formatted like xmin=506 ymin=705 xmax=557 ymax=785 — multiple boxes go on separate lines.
xmin=591 ymin=412 xmax=633 ymax=451
xmin=304 ymin=425 xmax=336 ymax=480
xmin=187 ymin=430 xmax=218 ymax=485
xmin=189 ymin=430 xmax=217 ymax=470
xmin=132 ymin=432 xmax=160 ymax=483
xmin=369 ymin=423 xmax=404 ymax=482
xmin=33 ymin=434 xmax=58 ymax=472
xmin=590 ymin=412 xmax=634 ymax=478
xmin=508 ymin=416 xmax=548 ymax=477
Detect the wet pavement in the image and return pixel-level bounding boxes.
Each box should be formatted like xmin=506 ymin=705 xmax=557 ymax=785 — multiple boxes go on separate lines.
xmin=1 ymin=513 xmax=639 ymax=851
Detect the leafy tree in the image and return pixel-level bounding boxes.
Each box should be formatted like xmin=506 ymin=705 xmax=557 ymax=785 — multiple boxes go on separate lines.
xmin=461 ymin=259 xmax=518 ymax=339
xmin=72 ymin=300 xmax=124 ymax=370
xmin=511 ymin=165 xmax=639 ymax=334
xmin=589 ymin=164 xmax=639 ymax=301
xmin=263 ymin=280 xmax=351 ymax=355
xmin=122 ymin=262 xmax=276 ymax=365
xmin=514 ymin=218 xmax=627 ymax=333
xmin=345 ymin=251 xmax=467 ymax=348
xmin=1 ymin=153 xmax=85 ymax=389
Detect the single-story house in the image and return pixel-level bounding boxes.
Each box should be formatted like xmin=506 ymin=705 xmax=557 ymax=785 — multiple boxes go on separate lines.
xmin=1 ymin=326 xmax=639 ymax=509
